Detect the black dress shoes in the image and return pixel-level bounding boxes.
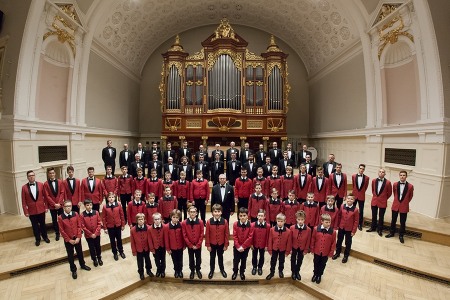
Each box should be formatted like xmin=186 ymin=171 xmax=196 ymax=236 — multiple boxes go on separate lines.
xmin=257 ymin=268 xmax=263 ymax=276
xmin=140 ymin=274 xmax=145 ymax=280
xmin=208 ymin=271 xmax=214 ymax=279
xmin=147 ymin=270 xmax=154 ymax=277
xmin=44 ymin=238 xmax=50 ymax=243
xmin=174 ymin=272 xmax=179 ymax=278
xmin=119 ymin=252 xmax=126 ymax=259
xmin=311 ymin=275 xmax=317 ymax=282
xmin=220 ymin=270 xmax=227 ymax=278
xmin=231 ymin=272 xmax=238 ymax=280
xmin=190 ymin=271 xmax=195 ymax=280
xmin=113 ymin=254 xmax=119 ymax=261
xmin=279 ymin=271 xmax=284 ymax=278
xmin=266 ymin=273 xmax=274 ymax=280
xmin=93 ymin=260 xmax=98 ymax=267
xmin=332 ymin=253 xmax=340 ymax=260
xmin=366 ymin=228 xmax=375 ymax=232
xmin=80 ymin=265 xmax=91 ymax=271
xmin=316 ymin=276 xmax=322 ymax=284
xmin=296 ymin=273 xmax=301 ymax=281
xmin=98 ymin=258 xmax=103 ymax=266
xmin=160 ymin=272 xmax=165 ymax=278
xmin=291 ymin=273 xmax=296 ymax=280
xmin=196 ymin=270 xmax=202 ymax=279
xmin=72 ymin=271 xmax=77 ymax=279
xmin=342 ymin=256 xmax=348 ymax=263
xmin=251 ymin=268 xmax=257 ymax=275
xmin=385 ymin=233 xmax=395 ymax=238
xmin=179 ymin=272 xmax=183 ymax=278
xmin=35 ymin=240 xmax=40 ymax=247
xmin=377 ymin=230 xmax=383 ymax=236
xmin=399 ymin=236 xmax=405 ymax=243
xmin=55 ymin=234 xmax=60 ymax=241
xmin=156 ymin=272 xmax=161 ymax=278
xmin=240 ymin=273 xmax=245 ymax=280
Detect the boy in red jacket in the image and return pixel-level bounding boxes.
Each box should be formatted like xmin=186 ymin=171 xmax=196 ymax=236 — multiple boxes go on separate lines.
xmin=118 ymin=166 xmax=133 ymax=224
xmin=268 ymin=188 xmax=282 ymax=227
xmin=290 ymin=210 xmax=311 ymax=281
xmin=232 ymin=207 xmax=254 ymax=280
xmin=131 ymin=213 xmax=154 ymax=280
xmin=44 ymin=167 xmax=65 ymax=241
xmin=175 ymin=171 xmax=190 ymax=220
xmin=127 ymin=189 xmax=145 ymax=227
xmin=102 ymin=192 xmax=126 ymax=261
xmin=181 ymin=206 xmax=204 ymax=279
xmin=319 ymin=195 xmax=340 ymax=230
xmin=251 ymin=209 xmax=270 ymax=276
xmin=164 ymin=209 xmax=185 ymax=278
xmin=311 ymin=213 xmax=336 ymax=284
xmin=144 ymin=193 xmax=158 ymax=225
xmin=63 ymin=166 xmax=82 ymax=214
xmin=159 ymin=186 xmax=178 ymax=223
xmin=102 ymin=166 xmax=118 ymax=197
xmin=303 ymin=192 xmax=320 ymax=229
xmin=282 ymin=190 xmax=302 ymax=228
xmin=133 ymin=168 xmax=147 ymax=196
xmin=253 ymin=167 xmax=269 ymax=197
xmin=234 ymin=168 xmax=253 ymax=212
xmin=248 ymin=183 xmax=268 ymax=223
xmin=146 ymin=168 xmax=163 ymax=203
xmin=332 ymin=193 xmax=359 ymax=263
xmin=81 ymin=167 xmax=104 ymax=212
xmin=280 ymin=166 xmax=295 ymax=200
xmin=58 ymin=200 xmax=91 ymax=279
xmin=206 ymin=204 xmax=229 ymax=279
xmin=149 ymin=212 xmax=166 ymax=277
xmin=266 ymin=213 xmax=292 ymax=280
xmin=190 ymin=170 xmax=209 ymax=224
xmin=268 ymin=166 xmax=282 ymax=197
xmin=80 ymin=199 xmax=102 ymax=267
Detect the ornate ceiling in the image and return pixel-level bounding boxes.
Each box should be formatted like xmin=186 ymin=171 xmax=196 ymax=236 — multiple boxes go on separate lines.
xmin=93 ymin=0 xmax=360 ymax=76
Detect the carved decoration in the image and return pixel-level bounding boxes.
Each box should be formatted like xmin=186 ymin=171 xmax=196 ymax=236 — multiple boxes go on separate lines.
xmin=374 ymin=3 xmax=402 ymax=25
xmin=378 ymin=16 xmax=414 ymax=60
xmin=159 ymin=64 xmax=165 ymax=111
xmin=186 ymin=119 xmax=202 ymax=128
xmin=43 ymin=15 xmax=76 ymax=56
xmin=245 ymin=49 xmax=264 ymax=61
xmin=168 ymin=35 xmax=185 ymax=52
xmin=266 ymin=35 xmax=282 ymax=53
xmin=247 ymin=120 xmax=263 ymax=129
xmin=56 ymin=4 xmax=81 ymax=25
xmin=165 ymin=118 xmax=181 ymax=131
xmin=186 ymin=49 xmax=205 ymax=61
xmin=211 ymin=18 xmax=239 ymax=42
xmin=207 ymin=49 xmax=242 ymax=70
xmin=267 ymin=118 xmax=284 ymax=132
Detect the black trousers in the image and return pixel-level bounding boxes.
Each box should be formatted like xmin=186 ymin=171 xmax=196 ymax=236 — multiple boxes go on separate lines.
xmin=188 ymin=248 xmax=202 ymax=271
xmin=335 ymin=196 xmax=344 ymax=209
xmin=64 ymin=240 xmax=86 ymax=272
xmin=389 ymin=210 xmax=408 ymax=236
xmin=29 ymin=212 xmax=48 ymax=242
xmin=86 ymin=236 xmax=102 ymax=261
xmin=270 ymin=221 xmax=277 ymax=227
xmin=291 ymin=248 xmax=304 ymax=274
xmin=194 ymin=198 xmax=206 ymax=223
xmin=210 ymin=244 xmax=225 ymax=271
xmin=313 ymin=254 xmax=328 ymax=276
xmin=50 ymin=208 xmax=62 ymax=235
xmin=318 ymin=202 xmax=326 ymax=208
xmin=252 ymin=247 xmax=265 ymax=269
xmin=370 ymin=206 xmax=386 ymax=231
xmin=93 ymin=203 xmax=100 ymax=212
xmin=336 ymin=228 xmax=353 ymax=257
xmin=170 ymin=249 xmax=183 ymax=272
xmin=237 ymin=197 xmax=249 ymax=212
xmin=269 ymin=250 xmax=286 ymax=273
xmin=153 ymin=247 xmax=166 ymax=273
xmin=178 ymin=197 xmax=188 ymax=220
xmin=107 ymin=226 xmax=123 ymax=254
xmin=233 ymin=247 xmax=250 ymax=274
xmin=72 ymin=205 xmax=80 ymax=215
xmin=137 ymin=251 xmax=151 ymax=275
xmin=250 ymin=217 xmax=258 ymax=223
xmin=356 ymin=200 xmax=365 ymax=226
xmin=120 ymin=193 xmax=132 ymax=223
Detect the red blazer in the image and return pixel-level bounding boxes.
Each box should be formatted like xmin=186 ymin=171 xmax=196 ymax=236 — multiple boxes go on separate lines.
xmin=80 ymin=210 xmax=102 ymax=237
xmin=329 ymin=173 xmax=347 ymax=198
xmin=101 ymin=201 xmax=125 ymax=228
xmin=352 ymin=174 xmax=370 ymax=201
xmin=281 ymin=200 xmax=302 ymax=225
xmin=248 ymin=194 xmax=268 ymax=218
xmin=181 ymin=217 xmax=204 ymax=248
xmin=205 ymin=217 xmax=229 ymax=247
xmin=127 ymin=200 xmax=145 ymax=225
xmin=391 ymin=181 xmax=414 ymax=213
xmin=311 ymin=176 xmax=331 ymax=203
xmin=161 ymin=180 xmax=177 ymax=195
xmin=320 ymin=205 xmax=340 ymax=230
xmin=280 ymin=175 xmax=295 ymax=199
xmin=371 ymin=178 xmax=392 ymax=208
xmin=164 ymin=222 xmax=185 ymax=251
xmin=267 ymin=198 xmax=283 ymax=223
xmin=268 ymin=226 xmax=292 ymax=254
xmin=253 ymin=177 xmax=269 ymax=198
xmin=149 ymin=224 xmax=165 ymax=251
xmin=251 ymin=221 xmax=270 ymax=249
xmin=58 ymin=212 xmax=82 ymax=242
xmin=43 ymin=179 xmax=65 ymax=209
xmin=234 ymin=177 xmax=253 ymax=199
xmin=337 ymin=204 xmax=359 ymax=233
xmin=81 ymin=177 xmax=104 ymax=205
xmin=303 ymin=201 xmax=320 ymax=227
xmin=268 ymin=175 xmax=283 ymax=196
xmin=21 ymin=182 xmax=47 ymax=216
xmin=146 ymin=178 xmax=163 ymax=200
xmin=190 ymin=179 xmax=210 ymax=201
xmin=290 ymin=224 xmax=311 ymax=253
xmin=158 ymin=196 xmax=178 ymax=219
xmin=310 ymin=226 xmax=336 ymax=257
xmin=62 ymin=178 xmax=82 ymax=207
xmin=174 ymin=180 xmax=190 ymax=199
xmin=143 ymin=203 xmax=158 ymax=225
xmin=130 ymin=225 xmax=151 ymax=255
xmin=102 ymin=176 xmax=118 ymax=196
xmin=133 ymin=177 xmax=147 ymax=195
xmin=294 ymin=173 xmax=312 ymax=200
xmin=233 ymin=221 xmax=254 ymax=249
xmin=118 ymin=175 xmax=133 ymax=195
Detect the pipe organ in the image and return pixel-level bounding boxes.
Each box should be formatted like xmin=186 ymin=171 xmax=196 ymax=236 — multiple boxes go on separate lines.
xmin=159 ymin=19 xmax=290 ymax=145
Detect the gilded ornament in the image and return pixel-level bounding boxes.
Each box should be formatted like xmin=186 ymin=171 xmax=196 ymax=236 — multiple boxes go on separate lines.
xmin=378 ymin=17 xmax=414 ymax=60
xmin=168 ymin=35 xmax=185 ymax=52
xmin=245 ymin=49 xmax=264 ymax=61
xmin=207 ymin=50 xmax=242 ymax=70
xmin=266 ymin=35 xmax=282 ymax=53
xmin=211 ymin=18 xmax=239 ymax=42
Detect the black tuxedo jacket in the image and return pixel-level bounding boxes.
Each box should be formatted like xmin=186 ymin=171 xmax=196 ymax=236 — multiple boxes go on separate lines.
xmin=243 ymin=161 xmax=258 ymax=179
xmin=163 ymin=163 xmax=180 ymax=180
xmin=278 ymin=159 xmax=295 ymax=176
xmin=298 ymin=150 xmax=312 ymax=165
xmin=162 ymin=149 xmax=176 ymax=164
xmin=211 ymin=183 xmax=235 ymax=221
xmin=148 ymin=160 xmax=163 ymax=178
xmin=226 ymin=148 xmax=240 ymax=161
xmin=262 ymin=163 xmax=273 ymax=178
xmin=210 ymin=161 xmax=225 ymax=184
xmin=286 ymin=150 xmax=296 ymax=165
xmin=226 ymin=160 xmax=241 ymax=185
xmin=255 ymin=150 xmax=267 ymax=165
xmin=322 ymin=161 xmax=337 ymax=178
xmin=119 ymin=149 xmax=134 ymax=169
xmin=149 ymin=148 xmax=162 ymax=162
xmin=269 ymin=148 xmax=282 ymax=166
xmin=195 ymin=151 xmax=208 ymax=163
xmin=194 ymin=161 xmax=210 ymax=180
xmin=102 ymin=147 xmax=116 ymax=166
xmin=240 ymin=149 xmax=254 ymax=165
xmin=130 ymin=161 xmax=145 ymax=178
xmin=304 ymin=162 xmax=317 ymax=177
xmin=177 ymin=148 xmax=191 ymax=164
xmin=135 ymin=149 xmax=148 ymax=165
xmin=210 ymin=149 xmax=225 ymax=162
xmin=178 ymin=164 xmax=193 ymax=181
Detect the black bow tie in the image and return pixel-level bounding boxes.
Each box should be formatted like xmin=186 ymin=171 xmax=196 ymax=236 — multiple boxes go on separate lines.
xmin=240 ymin=223 xmax=247 ymax=228
xmin=301 ymin=174 xmax=306 ymax=177
xmin=400 ymin=182 xmax=405 ymax=185
xmin=197 ymin=179 xmax=203 ymax=182
xmin=322 ymin=228 xmax=328 ymax=233
xmin=378 ymin=179 xmax=383 ymax=182
xmin=318 ymin=177 xmax=323 ymax=180
xmin=68 ymin=178 xmax=74 ymax=181
xmin=220 ymin=186 xmax=225 ymax=188
xmin=29 ymin=183 xmax=35 ymax=186
xmin=89 ymin=178 xmax=94 ymax=181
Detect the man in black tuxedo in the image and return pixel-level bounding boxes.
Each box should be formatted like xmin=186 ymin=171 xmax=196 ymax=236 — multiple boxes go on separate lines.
xmin=243 ymin=155 xmax=258 ymax=180
xmin=135 ymin=143 xmax=147 ymax=168
xmin=262 ymin=156 xmax=273 ymax=178
xmin=102 ymin=140 xmax=116 ymax=175
xmin=163 ymin=142 xmax=175 ymax=164
xmin=210 ymin=144 xmax=225 ymax=163
xmin=255 ymin=144 xmax=267 ymax=166
xmin=148 ymin=153 xmax=163 ymax=179
xmin=130 ymin=153 xmax=145 ymax=178
xmin=163 ymin=157 xmax=179 ymax=181
xmin=304 ymin=154 xmax=317 ymax=177
xmin=194 ymin=145 xmax=208 ymax=163
xmin=322 ymin=153 xmax=337 ymax=178
xmin=178 ymin=140 xmax=191 ymax=164
xmin=178 ymin=155 xmax=193 ymax=181
xmin=226 ymin=141 xmax=240 ymax=162
xmin=119 ymin=143 xmax=134 ymax=171
xmin=150 ymin=142 xmax=162 ymax=162
xmin=226 ymin=152 xmax=241 ymax=185
xmin=211 ymin=152 xmax=225 ymax=185
xmin=240 ymin=142 xmax=254 ymax=165
xmin=269 ymin=141 xmax=282 ymax=167
xmin=285 ymin=143 xmax=296 ymax=167
xmin=298 ymin=144 xmax=312 ymax=166
xmin=194 ymin=154 xmax=210 ymax=180
xmin=210 ymin=174 xmax=235 ymax=223
xmin=278 ymin=151 xmax=295 ymax=176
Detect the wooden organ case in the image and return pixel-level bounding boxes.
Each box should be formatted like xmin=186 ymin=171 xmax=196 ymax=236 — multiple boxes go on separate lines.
xmin=159 ymin=19 xmax=290 ymax=149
